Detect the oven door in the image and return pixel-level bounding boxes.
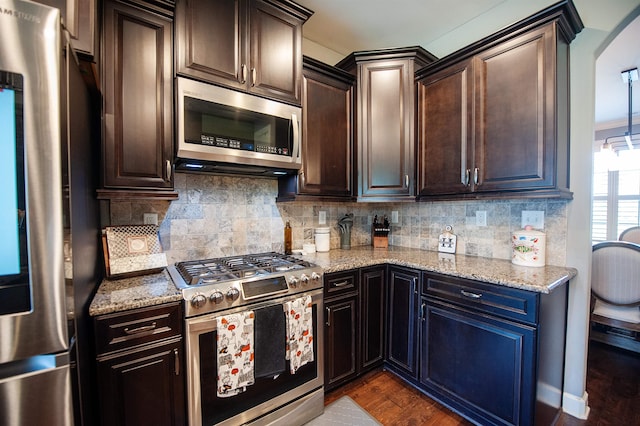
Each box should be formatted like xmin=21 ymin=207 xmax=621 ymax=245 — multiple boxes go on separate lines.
xmin=185 ymin=290 xmax=324 ymax=426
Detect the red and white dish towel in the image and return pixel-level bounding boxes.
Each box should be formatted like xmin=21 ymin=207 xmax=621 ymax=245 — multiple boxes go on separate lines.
xmin=283 ymin=295 xmax=314 ymax=374
xmin=216 ymin=311 xmax=255 ymax=397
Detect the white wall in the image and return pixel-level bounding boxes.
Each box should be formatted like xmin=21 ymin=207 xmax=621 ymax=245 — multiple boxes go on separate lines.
xmin=564 ymin=1 xmax=640 ymax=419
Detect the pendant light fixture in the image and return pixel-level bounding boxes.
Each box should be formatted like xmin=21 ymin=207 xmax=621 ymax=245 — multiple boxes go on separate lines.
xmin=622 ymin=67 xmax=638 ymax=149
xmin=603 ymin=67 xmax=638 ymax=153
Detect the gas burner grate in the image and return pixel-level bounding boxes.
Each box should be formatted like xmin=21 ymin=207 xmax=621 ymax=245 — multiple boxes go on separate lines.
xmin=174 ymin=252 xmax=311 ymax=286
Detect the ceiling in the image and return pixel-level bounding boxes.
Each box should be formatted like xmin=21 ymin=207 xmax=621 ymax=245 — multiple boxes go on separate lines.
xmin=296 ymin=0 xmax=640 ymax=126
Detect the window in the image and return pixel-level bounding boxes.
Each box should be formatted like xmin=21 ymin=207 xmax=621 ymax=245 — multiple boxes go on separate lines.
xmin=592 ymin=148 xmax=640 ymax=243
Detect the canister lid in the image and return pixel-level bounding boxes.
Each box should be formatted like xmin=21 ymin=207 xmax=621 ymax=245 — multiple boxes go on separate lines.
xmin=315 ymin=227 xmax=330 ymax=234
xmin=516 ymin=225 xmax=545 ymax=236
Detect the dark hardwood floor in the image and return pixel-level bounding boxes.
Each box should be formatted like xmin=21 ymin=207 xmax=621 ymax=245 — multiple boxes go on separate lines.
xmin=324 ymin=341 xmax=640 ymax=425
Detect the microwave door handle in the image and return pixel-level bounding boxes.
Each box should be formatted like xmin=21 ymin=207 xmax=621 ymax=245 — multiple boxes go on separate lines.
xmin=292 ymin=113 xmax=300 ymax=160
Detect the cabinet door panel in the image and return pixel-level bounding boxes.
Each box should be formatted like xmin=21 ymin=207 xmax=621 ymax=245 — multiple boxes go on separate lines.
xmin=360 ymin=267 xmax=385 ymax=371
xmin=299 ymin=71 xmax=352 ymax=196
xmin=360 ymin=60 xmax=413 ymax=198
xmin=97 ymin=339 xmax=185 ymax=426
xmin=103 ymin=1 xmax=173 ymax=189
xmin=420 ymin=300 xmax=536 ymax=426
xmin=386 ymin=267 xmax=418 ymax=377
xmin=250 ymin=0 xmax=302 ymax=103
xmin=176 ymin=0 xmax=244 ymax=88
xmin=324 ymin=297 xmax=357 ymax=390
xmin=475 ymin=26 xmax=555 ymax=192
xmin=418 ymin=59 xmax=474 ymax=196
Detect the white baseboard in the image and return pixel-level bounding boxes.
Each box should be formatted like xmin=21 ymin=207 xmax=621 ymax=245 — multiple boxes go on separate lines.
xmin=562 ymin=390 xmax=590 ymax=420
xmin=537 ymin=381 xmax=562 ymax=407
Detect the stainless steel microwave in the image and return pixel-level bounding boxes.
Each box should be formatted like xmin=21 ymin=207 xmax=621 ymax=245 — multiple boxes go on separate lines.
xmin=175 ymin=77 xmax=301 ymax=176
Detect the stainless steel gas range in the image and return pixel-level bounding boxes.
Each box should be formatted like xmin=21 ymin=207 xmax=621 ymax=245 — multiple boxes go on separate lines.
xmin=168 ymin=252 xmax=325 ymax=426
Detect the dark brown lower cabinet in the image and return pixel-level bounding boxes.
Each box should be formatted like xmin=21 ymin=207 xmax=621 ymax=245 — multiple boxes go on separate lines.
xmin=386 ymin=266 xmax=420 ymax=378
xmin=324 ymin=266 xmax=386 ymax=391
xmin=94 ymin=302 xmax=185 ymax=426
xmin=96 ymin=339 xmax=185 ymax=426
xmin=416 ymin=271 xmax=568 ymax=426
xmin=324 ymin=295 xmax=358 ymax=391
xmin=359 ymin=266 xmax=385 ymax=371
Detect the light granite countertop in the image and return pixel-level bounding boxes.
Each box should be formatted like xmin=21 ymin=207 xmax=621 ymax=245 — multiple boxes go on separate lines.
xmin=297 ymin=246 xmax=577 ymax=294
xmin=89 ymin=269 xmax=182 ymax=316
xmin=89 ymin=246 xmax=577 ymax=316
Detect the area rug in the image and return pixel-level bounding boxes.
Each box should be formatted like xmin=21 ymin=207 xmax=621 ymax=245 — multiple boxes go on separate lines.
xmin=305 ymin=396 xmax=382 ymax=425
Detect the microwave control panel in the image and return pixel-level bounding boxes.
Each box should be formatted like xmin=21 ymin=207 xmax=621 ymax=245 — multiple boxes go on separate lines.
xmin=196 ymin=135 xmax=289 ymax=156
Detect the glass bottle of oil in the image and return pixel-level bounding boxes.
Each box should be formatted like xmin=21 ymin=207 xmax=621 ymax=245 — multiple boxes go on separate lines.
xmin=284 ymin=221 xmax=292 ymax=254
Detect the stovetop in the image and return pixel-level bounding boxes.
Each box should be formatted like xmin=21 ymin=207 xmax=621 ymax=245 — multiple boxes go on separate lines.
xmin=168 ymin=252 xmax=323 ymax=317
xmin=174 ymin=252 xmax=314 ymax=286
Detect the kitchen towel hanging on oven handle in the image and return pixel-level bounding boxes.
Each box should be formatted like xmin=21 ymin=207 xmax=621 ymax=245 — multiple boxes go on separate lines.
xmin=283 ymin=295 xmax=314 ymax=374
xmin=216 ymin=311 xmax=255 ymax=397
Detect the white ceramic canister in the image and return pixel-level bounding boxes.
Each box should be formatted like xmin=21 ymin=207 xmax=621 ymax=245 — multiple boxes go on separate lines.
xmin=315 ymin=227 xmax=330 ymax=252
xmin=511 ymin=226 xmax=546 ymax=267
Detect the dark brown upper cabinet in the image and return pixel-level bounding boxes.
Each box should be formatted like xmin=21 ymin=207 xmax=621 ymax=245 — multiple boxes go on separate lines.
xmin=175 ymin=0 xmax=312 ymax=105
xmin=337 ymin=47 xmax=436 ymax=202
xmin=98 ymin=0 xmax=177 ymax=200
xmin=278 ymin=57 xmax=355 ymax=201
xmin=416 ymin=0 xmax=583 ymax=200
xmin=36 ymin=0 xmax=97 ymax=58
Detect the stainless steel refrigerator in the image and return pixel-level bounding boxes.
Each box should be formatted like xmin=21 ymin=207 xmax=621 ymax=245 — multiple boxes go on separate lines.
xmin=0 ymin=1 xmax=100 ymax=424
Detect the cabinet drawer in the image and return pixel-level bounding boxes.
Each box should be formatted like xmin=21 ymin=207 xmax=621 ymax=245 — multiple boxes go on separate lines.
xmin=95 ymin=302 xmax=183 ymax=355
xmin=324 ymin=270 xmax=358 ymax=297
xmin=423 ymin=272 xmax=538 ymax=324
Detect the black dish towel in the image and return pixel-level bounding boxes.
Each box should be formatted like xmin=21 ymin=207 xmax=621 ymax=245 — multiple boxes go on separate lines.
xmin=254 ymin=304 xmax=286 ymax=378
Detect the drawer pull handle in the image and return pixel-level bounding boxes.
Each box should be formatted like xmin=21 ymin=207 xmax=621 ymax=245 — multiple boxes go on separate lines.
xmin=123 ymin=322 xmax=157 ymax=335
xmin=326 ymin=307 xmax=331 ymax=327
xmin=174 ymin=348 xmax=180 ymax=376
xmin=420 ymin=303 xmax=426 ymax=321
xmin=460 ymin=289 xmax=482 ymax=299
xmin=333 ymin=281 xmax=350 ymax=288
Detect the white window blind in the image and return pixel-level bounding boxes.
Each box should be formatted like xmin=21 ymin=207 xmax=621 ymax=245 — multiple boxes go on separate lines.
xmin=592 ymin=149 xmax=640 ymax=243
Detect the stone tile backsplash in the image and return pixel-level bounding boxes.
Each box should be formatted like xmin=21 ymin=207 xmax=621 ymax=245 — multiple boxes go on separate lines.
xmin=109 ymin=173 xmax=568 ymax=266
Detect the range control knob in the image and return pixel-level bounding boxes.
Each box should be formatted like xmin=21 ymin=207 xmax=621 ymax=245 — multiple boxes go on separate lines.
xmin=300 ymin=274 xmax=310 ymax=284
xmin=288 ymin=276 xmax=299 ymax=288
xmin=209 ymin=291 xmax=224 ymax=304
xmin=190 ymin=293 xmax=207 ymax=309
xmin=311 ymin=272 xmax=321 ymax=281
xmin=226 ymin=287 xmax=240 ymax=302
